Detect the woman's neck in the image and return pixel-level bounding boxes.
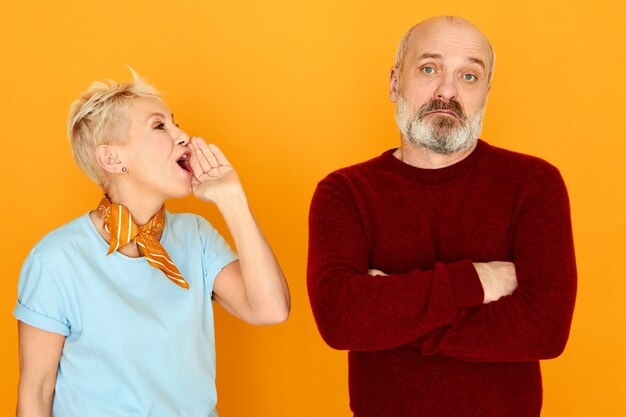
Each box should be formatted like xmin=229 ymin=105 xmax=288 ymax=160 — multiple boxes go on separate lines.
xmin=105 ymin=187 xmax=166 ymax=226
xmin=89 ymin=211 xmax=149 ymax=258
xmin=93 ymin=187 xmax=167 ymax=257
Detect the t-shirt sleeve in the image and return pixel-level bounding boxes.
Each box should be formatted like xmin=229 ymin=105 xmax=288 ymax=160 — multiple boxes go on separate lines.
xmin=13 ymin=250 xmax=71 ymax=336
xmin=198 ymin=218 xmax=239 ymax=294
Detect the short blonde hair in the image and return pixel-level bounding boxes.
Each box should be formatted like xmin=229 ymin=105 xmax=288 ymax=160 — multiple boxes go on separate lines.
xmin=67 ymin=69 xmax=161 ymax=187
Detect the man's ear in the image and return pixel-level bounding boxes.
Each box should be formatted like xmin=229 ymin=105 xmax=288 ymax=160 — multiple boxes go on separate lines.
xmin=95 ymin=144 xmax=124 ymax=174
xmin=390 ymin=66 xmax=400 ymax=103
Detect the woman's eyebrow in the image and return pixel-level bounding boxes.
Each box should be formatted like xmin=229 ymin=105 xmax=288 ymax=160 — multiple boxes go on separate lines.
xmin=146 ymin=112 xmax=169 ymax=121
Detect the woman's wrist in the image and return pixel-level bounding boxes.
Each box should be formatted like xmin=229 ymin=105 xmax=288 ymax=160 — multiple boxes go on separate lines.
xmin=214 ymin=186 xmax=249 ymax=215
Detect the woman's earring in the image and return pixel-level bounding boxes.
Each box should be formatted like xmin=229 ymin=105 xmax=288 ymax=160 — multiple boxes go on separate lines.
xmin=121 ymin=167 xmax=128 ymax=173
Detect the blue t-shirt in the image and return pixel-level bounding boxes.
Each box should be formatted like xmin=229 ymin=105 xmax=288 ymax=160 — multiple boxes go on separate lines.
xmin=14 ymin=211 xmax=238 ymax=417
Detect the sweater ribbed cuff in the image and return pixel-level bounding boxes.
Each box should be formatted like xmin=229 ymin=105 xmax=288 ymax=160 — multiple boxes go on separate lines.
xmin=447 ymin=260 xmax=484 ymax=308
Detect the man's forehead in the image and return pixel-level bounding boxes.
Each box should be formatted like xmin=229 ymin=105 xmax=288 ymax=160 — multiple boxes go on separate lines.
xmin=405 ymin=19 xmax=492 ymax=65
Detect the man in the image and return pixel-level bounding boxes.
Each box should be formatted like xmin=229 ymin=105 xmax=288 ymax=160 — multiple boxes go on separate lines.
xmin=307 ymin=16 xmax=576 ymax=417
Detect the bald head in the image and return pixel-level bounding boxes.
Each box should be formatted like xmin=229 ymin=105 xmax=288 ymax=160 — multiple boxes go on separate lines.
xmin=395 ymin=16 xmax=495 ymax=82
xmin=389 ymin=16 xmax=494 ymax=156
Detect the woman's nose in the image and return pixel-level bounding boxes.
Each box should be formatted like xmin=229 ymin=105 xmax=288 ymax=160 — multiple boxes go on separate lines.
xmin=174 ymin=128 xmax=190 ymax=146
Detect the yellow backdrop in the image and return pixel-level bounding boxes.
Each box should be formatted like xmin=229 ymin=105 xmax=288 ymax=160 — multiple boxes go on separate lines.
xmin=1 ymin=0 xmax=624 ymax=415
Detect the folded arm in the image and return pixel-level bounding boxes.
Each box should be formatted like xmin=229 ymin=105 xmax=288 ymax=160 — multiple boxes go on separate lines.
xmin=307 ymin=174 xmax=490 ymax=351
xmin=413 ymin=164 xmax=577 ymax=361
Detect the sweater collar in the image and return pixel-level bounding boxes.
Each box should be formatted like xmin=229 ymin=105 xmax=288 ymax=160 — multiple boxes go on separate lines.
xmin=378 ymin=139 xmax=487 ymax=184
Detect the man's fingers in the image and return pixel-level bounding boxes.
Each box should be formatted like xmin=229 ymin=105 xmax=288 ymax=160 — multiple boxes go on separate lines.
xmin=475 ymin=261 xmax=518 ymax=304
xmin=368 ymin=269 xmax=389 ymax=276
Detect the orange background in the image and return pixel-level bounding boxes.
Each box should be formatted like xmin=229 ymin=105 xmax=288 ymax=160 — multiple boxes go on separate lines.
xmin=1 ymin=0 xmax=625 ymax=416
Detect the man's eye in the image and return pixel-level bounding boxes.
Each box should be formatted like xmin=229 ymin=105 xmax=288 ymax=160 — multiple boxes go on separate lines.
xmin=422 ymin=67 xmax=436 ymax=75
xmin=155 ymin=123 xmax=165 ymax=130
xmin=463 ymin=74 xmax=477 ymax=81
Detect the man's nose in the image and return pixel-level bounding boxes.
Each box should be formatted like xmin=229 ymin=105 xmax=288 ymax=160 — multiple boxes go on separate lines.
xmin=434 ymin=72 xmax=458 ymax=101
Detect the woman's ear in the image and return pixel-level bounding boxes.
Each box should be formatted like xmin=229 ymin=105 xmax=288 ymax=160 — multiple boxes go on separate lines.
xmin=95 ymin=145 xmax=124 ymax=174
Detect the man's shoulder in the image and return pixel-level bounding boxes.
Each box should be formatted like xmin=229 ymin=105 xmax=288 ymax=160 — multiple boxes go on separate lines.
xmin=319 ymin=150 xmax=392 ymax=186
xmin=310 ymin=152 xmax=393 ymax=205
xmin=482 ymin=141 xmax=561 ymax=177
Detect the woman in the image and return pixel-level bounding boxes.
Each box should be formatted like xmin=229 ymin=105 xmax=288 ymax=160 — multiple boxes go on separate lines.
xmin=14 ymin=71 xmax=290 ymax=417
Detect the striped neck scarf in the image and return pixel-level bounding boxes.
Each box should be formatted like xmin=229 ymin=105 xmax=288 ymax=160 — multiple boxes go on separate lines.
xmin=96 ymin=196 xmax=189 ymax=289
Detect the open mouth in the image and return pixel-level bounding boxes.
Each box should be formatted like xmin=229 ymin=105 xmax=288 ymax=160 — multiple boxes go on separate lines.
xmin=176 ymin=153 xmax=192 ymax=173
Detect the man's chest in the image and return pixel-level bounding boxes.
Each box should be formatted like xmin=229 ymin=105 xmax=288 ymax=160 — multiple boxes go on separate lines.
xmin=358 ymin=181 xmax=520 ymax=273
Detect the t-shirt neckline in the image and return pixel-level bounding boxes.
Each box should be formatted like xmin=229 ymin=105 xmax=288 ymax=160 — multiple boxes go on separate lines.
xmin=83 ymin=211 xmax=171 ymax=263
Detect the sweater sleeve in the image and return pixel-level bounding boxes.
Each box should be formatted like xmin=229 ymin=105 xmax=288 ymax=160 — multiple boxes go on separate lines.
xmin=307 ymin=173 xmax=484 ymax=351
xmin=413 ymin=162 xmax=577 ymax=361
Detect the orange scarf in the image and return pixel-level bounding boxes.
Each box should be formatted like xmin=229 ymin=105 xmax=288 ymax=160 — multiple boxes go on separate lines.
xmin=96 ymin=196 xmax=189 ymax=289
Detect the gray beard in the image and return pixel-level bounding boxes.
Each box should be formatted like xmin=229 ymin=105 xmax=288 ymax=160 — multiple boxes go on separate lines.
xmin=395 ymin=95 xmax=484 ymax=155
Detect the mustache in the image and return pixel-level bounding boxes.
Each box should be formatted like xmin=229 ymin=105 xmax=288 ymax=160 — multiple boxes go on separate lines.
xmin=418 ymin=99 xmax=466 ymax=121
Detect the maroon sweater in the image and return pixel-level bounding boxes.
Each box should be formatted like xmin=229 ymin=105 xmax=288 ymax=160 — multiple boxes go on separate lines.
xmin=307 ymin=140 xmax=576 ymax=417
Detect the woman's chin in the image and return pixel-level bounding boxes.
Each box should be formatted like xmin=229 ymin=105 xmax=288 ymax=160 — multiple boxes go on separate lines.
xmin=166 ymin=180 xmax=193 ymax=199
xmin=173 ymin=186 xmax=193 ymax=199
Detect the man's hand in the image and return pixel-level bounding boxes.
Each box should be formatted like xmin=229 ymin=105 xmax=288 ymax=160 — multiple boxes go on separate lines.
xmin=369 ymin=263 xmax=516 ymax=304
xmin=187 ymin=137 xmax=243 ymax=205
xmin=473 ymin=261 xmax=517 ymax=304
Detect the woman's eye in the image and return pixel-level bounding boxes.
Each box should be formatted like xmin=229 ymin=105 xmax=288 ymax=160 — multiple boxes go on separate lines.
xmin=463 ymin=74 xmax=477 ymax=81
xmin=422 ymin=67 xmax=436 ymax=75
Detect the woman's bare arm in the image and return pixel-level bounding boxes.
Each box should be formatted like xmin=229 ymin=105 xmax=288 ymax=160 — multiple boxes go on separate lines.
xmin=188 ymin=138 xmax=290 ymax=325
xmin=17 ymin=322 xmax=65 ymax=417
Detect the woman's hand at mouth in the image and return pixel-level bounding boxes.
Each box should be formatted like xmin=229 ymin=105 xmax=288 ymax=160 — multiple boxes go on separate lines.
xmin=187 ymin=136 xmax=244 ymax=205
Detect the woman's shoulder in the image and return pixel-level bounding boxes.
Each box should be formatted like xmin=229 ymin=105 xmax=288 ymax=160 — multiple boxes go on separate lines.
xmin=164 ymin=211 xmax=235 ymax=258
xmin=29 ymin=214 xmax=95 ymax=262
xmin=165 ymin=211 xmax=218 ymax=234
